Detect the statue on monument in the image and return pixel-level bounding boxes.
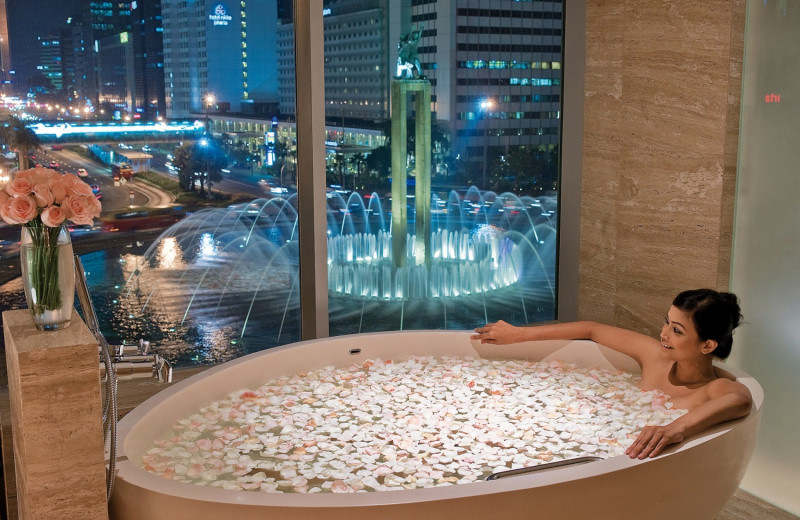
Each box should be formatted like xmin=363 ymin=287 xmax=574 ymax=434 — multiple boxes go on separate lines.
xmin=396 ymin=26 xmax=424 ymax=79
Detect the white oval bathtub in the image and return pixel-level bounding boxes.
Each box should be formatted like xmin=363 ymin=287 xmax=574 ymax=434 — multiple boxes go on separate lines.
xmin=109 ymin=331 xmax=763 ymax=520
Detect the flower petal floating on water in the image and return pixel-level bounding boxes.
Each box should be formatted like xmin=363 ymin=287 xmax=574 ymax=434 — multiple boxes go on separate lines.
xmin=139 ymin=356 xmax=686 ymax=493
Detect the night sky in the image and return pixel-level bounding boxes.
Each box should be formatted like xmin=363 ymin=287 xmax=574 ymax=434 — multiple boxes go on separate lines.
xmin=6 ymin=0 xmax=80 ymax=91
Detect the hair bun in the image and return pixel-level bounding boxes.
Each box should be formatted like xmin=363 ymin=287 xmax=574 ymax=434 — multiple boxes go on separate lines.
xmin=719 ymin=292 xmax=743 ymax=330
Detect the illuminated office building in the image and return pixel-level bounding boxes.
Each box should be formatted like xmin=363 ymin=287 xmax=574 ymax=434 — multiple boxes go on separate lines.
xmin=79 ymin=0 xmax=133 ymax=103
xmin=60 ymin=18 xmax=90 ymax=102
xmin=131 ymin=0 xmax=167 ymax=119
xmin=37 ymin=35 xmax=64 ymax=92
xmin=0 ymin=0 xmax=10 ymax=89
xmin=413 ymin=1 xmax=563 ymax=164
xmin=162 ymin=0 xmax=278 ymax=119
xmin=96 ymin=32 xmax=135 ymax=114
xmin=276 ymin=0 xmax=403 ymax=123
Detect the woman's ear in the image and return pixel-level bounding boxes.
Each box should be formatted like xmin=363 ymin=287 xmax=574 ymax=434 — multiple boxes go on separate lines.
xmin=701 ymin=339 xmax=718 ymax=355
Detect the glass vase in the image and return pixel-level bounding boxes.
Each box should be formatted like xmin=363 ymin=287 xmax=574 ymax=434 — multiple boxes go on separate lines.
xmin=19 ymin=223 xmax=75 ymax=331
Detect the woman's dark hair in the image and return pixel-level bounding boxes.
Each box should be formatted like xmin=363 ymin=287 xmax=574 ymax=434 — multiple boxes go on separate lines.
xmin=672 ymin=289 xmax=742 ymax=359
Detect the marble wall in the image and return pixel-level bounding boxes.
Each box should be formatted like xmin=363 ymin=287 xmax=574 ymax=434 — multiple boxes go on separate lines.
xmin=579 ymin=0 xmax=745 ymax=334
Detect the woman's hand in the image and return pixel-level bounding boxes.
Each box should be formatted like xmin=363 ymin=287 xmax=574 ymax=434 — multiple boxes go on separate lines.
xmin=471 ymin=320 xmax=521 ymax=345
xmin=625 ymin=422 xmax=686 ymax=459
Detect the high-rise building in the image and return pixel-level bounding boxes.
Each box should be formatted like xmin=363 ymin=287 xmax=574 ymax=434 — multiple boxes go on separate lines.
xmin=37 ymin=35 xmax=64 ymax=92
xmin=162 ymin=0 xmax=278 ymax=119
xmin=131 ymin=0 xmax=166 ymax=119
xmin=80 ymin=0 xmax=134 ymax=105
xmin=413 ymin=0 xmax=563 ymax=166
xmin=0 ymin=0 xmax=11 ymax=89
xmin=62 ymin=17 xmax=92 ymax=104
xmin=97 ymin=31 xmax=135 ymax=114
xmin=276 ymin=0 xmax=405 ymax=122
xmin=83 ymin=0 xmax=133 ymax=40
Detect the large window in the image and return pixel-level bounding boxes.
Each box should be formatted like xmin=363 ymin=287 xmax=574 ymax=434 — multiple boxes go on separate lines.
xmin=311 ymin=0 xmax=564 ymax=334
xmin=0 ymin=0 xmax=565 ymax=369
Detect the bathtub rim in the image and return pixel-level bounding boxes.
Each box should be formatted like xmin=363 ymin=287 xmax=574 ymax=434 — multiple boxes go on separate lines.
xmin=113 ymin=329 xmax=763 ymax=509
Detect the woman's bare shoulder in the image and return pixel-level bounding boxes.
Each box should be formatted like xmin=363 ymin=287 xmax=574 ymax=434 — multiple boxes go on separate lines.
xmin=706 ymin=374 xmax=752 ymax=401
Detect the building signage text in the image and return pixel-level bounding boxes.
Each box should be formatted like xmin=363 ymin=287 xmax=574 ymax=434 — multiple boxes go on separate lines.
xmin=209 ymin=4 xmax=233 ymax=26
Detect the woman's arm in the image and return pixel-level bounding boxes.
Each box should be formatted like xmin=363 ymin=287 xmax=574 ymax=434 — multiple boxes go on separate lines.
xmin=625 ymin=378 xmax=753 ymax=459
xmin=472 ymin=320 xmax=656 ymax=365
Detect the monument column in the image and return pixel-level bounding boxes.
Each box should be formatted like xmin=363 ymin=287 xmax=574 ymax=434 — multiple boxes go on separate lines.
xmin=390 ymin=79 xmax=432 ymax=271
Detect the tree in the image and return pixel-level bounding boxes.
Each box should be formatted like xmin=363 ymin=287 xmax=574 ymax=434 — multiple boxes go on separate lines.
xmin=0 ymin=116 xmax=42 ymax=170
xmin=228 ymin=142 xmax=254 ymax=169
xmin=348 ymin=153 xmax=367 ymax=191
xmin=172 ymin=138 xmax=228 ymax=196
xmin=487 ymin=145 xmax=561 ymax=194
xmin=364 ymin=142 xmax=391 ymax=187
xmin=488 ymin=148 xmax=536 ymax=193
xmin=172 ymin=142 xmax=196 ymax=191
xmin=330 ymin=152 xmax=348 ymax=190
xmin=406 ymin=119 xmax=454 ymax=181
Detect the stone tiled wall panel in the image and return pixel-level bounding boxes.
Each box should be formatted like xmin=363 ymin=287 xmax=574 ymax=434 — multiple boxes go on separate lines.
xmin=579 ymin=1 xmax=625 ymax=324
xmin=579 ymin=0 xmax=743 ymax=335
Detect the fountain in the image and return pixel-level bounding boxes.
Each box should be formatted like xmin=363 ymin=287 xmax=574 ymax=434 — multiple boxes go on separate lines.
xmin=117 ymin=187 xmax=556 ymax=363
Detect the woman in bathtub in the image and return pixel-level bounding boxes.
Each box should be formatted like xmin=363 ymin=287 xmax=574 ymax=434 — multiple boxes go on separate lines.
xmin=471 ymin=288 xmax=752 ymax=459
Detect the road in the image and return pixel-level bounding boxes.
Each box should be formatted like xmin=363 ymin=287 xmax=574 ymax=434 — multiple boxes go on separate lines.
xmin=45 ymin=144 xmax=278 ymax=207
xmin=44 ymin=148 xmax=174 ymax=210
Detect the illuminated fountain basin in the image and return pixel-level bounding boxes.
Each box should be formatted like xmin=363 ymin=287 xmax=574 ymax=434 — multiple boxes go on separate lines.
xmin=110 ymin=331 xmax=762 ymax=520
xmin=125 ymin=188 xmax=556 ymax=344
xmin=326 ymin=186 xmax=555 ymax=301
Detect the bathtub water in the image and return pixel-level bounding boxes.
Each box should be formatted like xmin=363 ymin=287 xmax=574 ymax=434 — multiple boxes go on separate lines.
xmin=110 ymin=331 xmax=763 ymax=520
xmin=137 ymin=356 xmax=687 ymax=493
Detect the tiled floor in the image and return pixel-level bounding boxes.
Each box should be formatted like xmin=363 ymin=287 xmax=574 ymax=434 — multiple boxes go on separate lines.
xmin=1 ymin=364 xmax=798 ymax=520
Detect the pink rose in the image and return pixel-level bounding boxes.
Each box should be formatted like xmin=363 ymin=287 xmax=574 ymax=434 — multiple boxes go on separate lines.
xmin=0 ymin=198 xmax=14 ymax=225
xmin=4 ymin=177 xmax=35 ymax=197
xmin=62 ymin=173 xmax=94 ymax=197
xmin=49 ymin=178 xmax=67 ymax=203
xmin=4 ymin=195 xmax=38 ymax=224
xmin=40 ymin=205 xmax=67 ymax=227
xmin=14 ymin=169 xmax=37 ymax=183
xmin=32 ymin=184 xmax=55 ymax=208
xmin=61 ymin=195 xmax=99 ymax=225
xmin=18 ymin=167 xmax=60 ymax=187
xmin=40 ymin=169 xmax=62 ymax=187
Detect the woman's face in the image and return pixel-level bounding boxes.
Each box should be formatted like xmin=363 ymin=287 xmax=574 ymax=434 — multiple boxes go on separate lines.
xmin=660 ymin=306 xmax=710 ymax=359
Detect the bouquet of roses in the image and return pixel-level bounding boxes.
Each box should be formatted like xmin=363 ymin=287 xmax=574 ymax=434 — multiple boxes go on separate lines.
xmin=1 ymin=166 xmax=101 ymax=227
xmin=1 ymin=167 xmax=102 ymax=314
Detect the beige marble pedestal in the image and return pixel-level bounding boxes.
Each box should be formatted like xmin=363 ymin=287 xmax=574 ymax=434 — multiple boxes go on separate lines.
xmin=2 ymin=309 xmax=107 ymax=520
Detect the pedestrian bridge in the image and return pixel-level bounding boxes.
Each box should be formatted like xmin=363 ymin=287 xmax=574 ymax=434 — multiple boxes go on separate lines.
xmin=29 ymin=120 xmax=206 ymax=144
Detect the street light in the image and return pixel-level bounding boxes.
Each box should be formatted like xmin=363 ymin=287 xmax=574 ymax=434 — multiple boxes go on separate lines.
xmin=479 ymin=98 xmax=494 ymax=189
xmin=204 ymin=94 xmax=215 ymax=133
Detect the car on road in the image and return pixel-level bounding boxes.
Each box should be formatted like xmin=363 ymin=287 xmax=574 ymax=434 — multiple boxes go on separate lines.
xmin=48 ymin=161 xmax=60 ymax=169
xmin=77 ymin=168 xmax=89 ymax=177
xmin=101 ymin=207 xmax=186 ymax=232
